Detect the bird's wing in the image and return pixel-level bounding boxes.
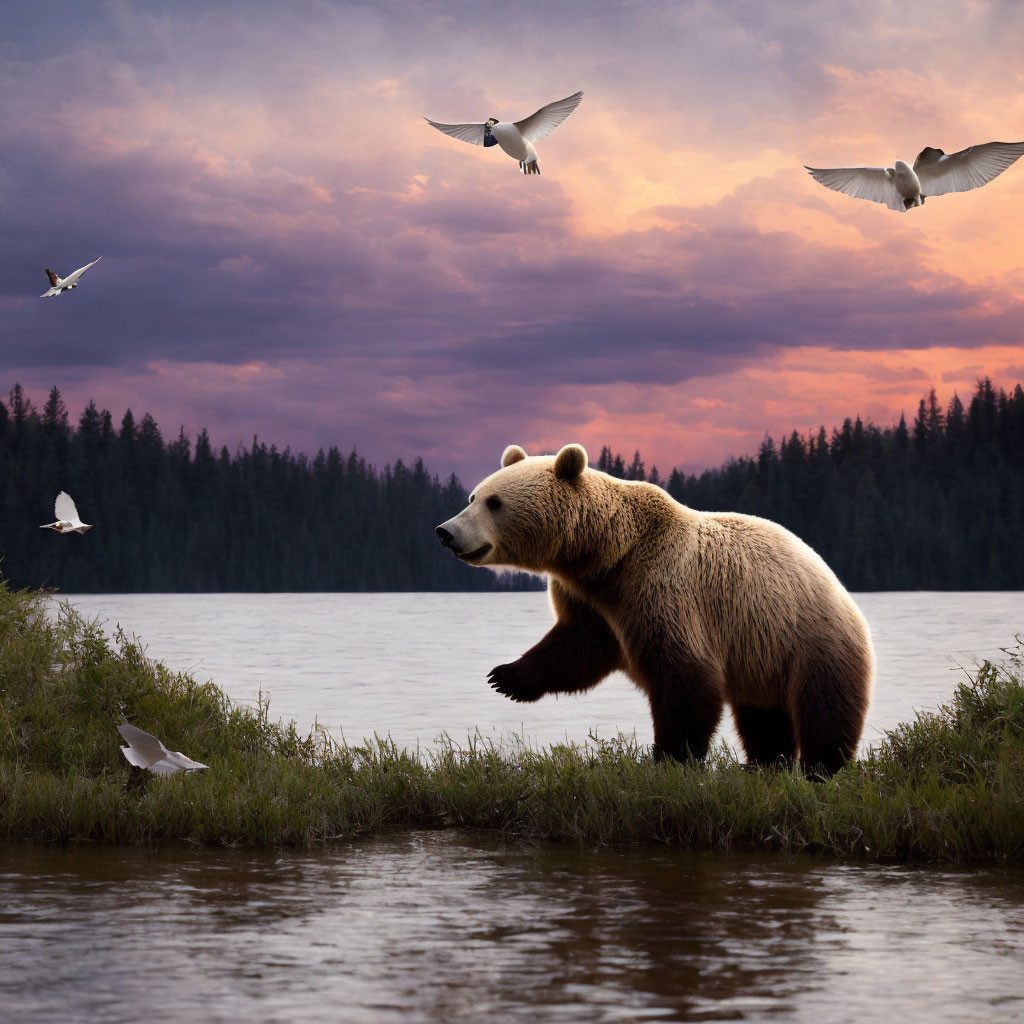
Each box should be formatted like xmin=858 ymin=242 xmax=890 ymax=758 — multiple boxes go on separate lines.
xmin=424 ymin=118 xmax=488 ymax=146
xmin=64 ymin=257 xmax=100 ymax=284
xmin=117 ymin=723 xmax=169 ymax=766
xmin=805 ymin=165 xmax=905 ymax=211
xmin=120 ymin=745 xmax=152 ymax=768
xmin=913 ymin=142 xmax=1024 ymax=196
xmin=144 ymin=752 xmax=207 ymax=775
xmin=166 ymin=750 xmax=209 ymax=772
xmin=514 ymin=91 xmax=583 ymax=144
xmin=54 ymin=491 xmax=79 ymax=522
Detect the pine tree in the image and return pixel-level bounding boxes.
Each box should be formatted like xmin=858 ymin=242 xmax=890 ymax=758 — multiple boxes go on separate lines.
xmin=42 ymin=386 xmax=69 ymax=437
xmin=592 ymin=378 xmax=1024 ymax=590
xmin=626 ymin=450 xmax=645 ymax=481
xmin=5 ymin=381 xmax=1024 ymax=594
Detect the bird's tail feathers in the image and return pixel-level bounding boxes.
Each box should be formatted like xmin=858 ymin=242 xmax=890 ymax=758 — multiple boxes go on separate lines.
xmin=520 ymin=159 xmax=541 ymax=175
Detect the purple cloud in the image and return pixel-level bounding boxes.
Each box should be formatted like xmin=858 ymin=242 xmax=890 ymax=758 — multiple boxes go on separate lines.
xmin=2 ymin=0 xmax=1024 ymax=486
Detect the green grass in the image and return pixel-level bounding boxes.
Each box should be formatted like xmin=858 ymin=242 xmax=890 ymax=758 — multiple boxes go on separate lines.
xmin=1 ymin=583 xmax=1022 ymax=860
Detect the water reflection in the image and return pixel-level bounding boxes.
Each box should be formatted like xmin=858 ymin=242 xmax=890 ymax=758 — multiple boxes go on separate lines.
xmin=2 ymin=835 xmax=1023 ymax=1022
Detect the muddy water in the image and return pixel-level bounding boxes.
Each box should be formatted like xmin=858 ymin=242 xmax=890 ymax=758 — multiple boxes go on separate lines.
xmin=2 ymin=834 xmax=1023 ymax=1023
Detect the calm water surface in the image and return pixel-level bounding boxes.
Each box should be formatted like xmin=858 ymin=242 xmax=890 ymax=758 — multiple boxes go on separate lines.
xmin=2 ymin=834 xmax=1023 ymax=1023
xmin=10 ymin=591 xmax=1023 ymax=1022
xmin=58 ymin=590 xmax=1024 ymax=754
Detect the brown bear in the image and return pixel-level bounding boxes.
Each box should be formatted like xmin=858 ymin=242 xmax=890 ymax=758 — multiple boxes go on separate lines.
xmin=436 ymin=443 xmax=874 ymax=776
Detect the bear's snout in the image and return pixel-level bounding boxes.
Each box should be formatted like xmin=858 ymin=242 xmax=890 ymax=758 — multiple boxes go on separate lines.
xmin=435 ymin=517 xmax=493 ymax=564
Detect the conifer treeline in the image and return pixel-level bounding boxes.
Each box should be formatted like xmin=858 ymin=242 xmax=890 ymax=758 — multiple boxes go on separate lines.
xmin=0 ymin=384 xmax=538 ymax=592
xmin=598 ymin=378 xmax=1024 ymax=590
xmin=1 ymin=379 xmax=1021 ymax=592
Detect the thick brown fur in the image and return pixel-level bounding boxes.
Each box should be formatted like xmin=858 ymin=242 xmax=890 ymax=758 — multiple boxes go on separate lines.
xmin=436 ymin=444 xmax=874 ymax=777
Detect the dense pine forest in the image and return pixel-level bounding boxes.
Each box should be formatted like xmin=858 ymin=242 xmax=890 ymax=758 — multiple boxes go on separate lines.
xmin=1 ymin=378 xmax=1022 ymax=592
xmin=617 ymin=377 xmax=1024 ymax=590
xmin=0 ymin=384 xmax=537 ymax=592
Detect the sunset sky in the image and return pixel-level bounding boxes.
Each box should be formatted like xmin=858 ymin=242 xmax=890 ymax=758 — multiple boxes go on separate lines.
xmin=3 ymin=0 xmax=1023 ymax=483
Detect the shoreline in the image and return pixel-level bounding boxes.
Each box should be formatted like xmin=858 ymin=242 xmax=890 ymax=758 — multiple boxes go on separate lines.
xmin=2 ymin=586 xmax=1022 ymax=862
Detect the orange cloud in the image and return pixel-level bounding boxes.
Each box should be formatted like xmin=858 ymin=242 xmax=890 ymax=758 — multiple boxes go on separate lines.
xmin=512 ymin=345 xmax=1024 ymax=476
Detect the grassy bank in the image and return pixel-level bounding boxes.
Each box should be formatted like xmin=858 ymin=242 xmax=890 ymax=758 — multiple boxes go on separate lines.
xmin=1 ymin=584 xmax=1022 ymax=861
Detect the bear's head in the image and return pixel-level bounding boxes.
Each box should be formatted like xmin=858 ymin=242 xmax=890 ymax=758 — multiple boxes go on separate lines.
xmin=435 ymin=443 xmax=592 ymax=573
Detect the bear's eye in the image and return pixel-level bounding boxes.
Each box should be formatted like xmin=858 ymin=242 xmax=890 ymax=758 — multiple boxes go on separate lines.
xmin=468 ymin=494 xmax=475 ymax=503
xmin=486 ymin=495 xmax=502 ymax=512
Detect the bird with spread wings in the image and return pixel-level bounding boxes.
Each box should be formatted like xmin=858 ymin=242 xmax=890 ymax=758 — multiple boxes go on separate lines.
xmin=425 ymin=91 xmax=583 ymax=175
xmin=39 ymin=256 xmax=102 ymax=298
xmin=39 ymin=491 xmax=92 ymax=534
xmin=117 ymin=723 xmax=209 ymax=776
xmin=806 ymin=141 xmax=1024 ymax=211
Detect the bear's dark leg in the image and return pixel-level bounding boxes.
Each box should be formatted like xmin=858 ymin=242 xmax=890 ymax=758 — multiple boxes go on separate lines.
xmin=487 ymin=619 xmax=622 ymax=702
xmin=794 ymin=654 xmax=870 ymax=778
xmin=732 ymin=706 xmax=796 ymax=768
xmin=645 ymin=659 xmax=724 ymax=763
xmin=487 ymin=584 xmax=623 ymax=703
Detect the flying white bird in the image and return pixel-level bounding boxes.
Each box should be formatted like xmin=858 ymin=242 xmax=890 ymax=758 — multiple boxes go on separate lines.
xmin=117 ymin=723 xmax=209 ymax=776
xmin=39 ymin=491 xmax=92 ymax=534
xmin=39 ymin=256 xmax=102 ymax=298
xmin=425 ymin=91 xmax=583 ymax=175
xmin=806 ymin=141 xmax=1024 ymax=212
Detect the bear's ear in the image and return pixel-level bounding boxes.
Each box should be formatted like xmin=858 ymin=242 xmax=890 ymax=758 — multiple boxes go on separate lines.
xmin=554 ymin=443 xmax=588 ymax=480
xmin=501 ymin=445 xmax=528 ymax=468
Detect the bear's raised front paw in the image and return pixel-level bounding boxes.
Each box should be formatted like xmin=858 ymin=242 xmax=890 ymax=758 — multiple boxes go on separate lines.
xmin=487 ymin=661 xmax=544 ymax=703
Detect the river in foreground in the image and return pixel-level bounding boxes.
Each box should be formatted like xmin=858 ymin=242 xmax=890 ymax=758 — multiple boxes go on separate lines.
xmin=2 ymin=833 xmax=1023 ymax=1023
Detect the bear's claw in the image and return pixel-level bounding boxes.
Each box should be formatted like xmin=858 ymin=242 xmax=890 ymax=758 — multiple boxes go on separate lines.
xmin=487 ymin=662 xmax=543 ymax=703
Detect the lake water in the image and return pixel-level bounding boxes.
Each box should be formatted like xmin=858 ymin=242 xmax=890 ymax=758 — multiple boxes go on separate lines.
xmin=4 ymin=590 xmax=1024 ymax=1022
xmin=54 ymin=590 xmax=1024 ymax=755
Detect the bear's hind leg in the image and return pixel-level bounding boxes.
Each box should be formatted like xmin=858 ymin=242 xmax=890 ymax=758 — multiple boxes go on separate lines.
xmin=797 ymin=711 xmax=861 ymax=778
xmin=732 ymin=705 xmax=795 ymax=769
xmin=798 ymin=729 xmax=858 ymax=779
xmin=794 ymin=655 xmax=870 ymax=779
